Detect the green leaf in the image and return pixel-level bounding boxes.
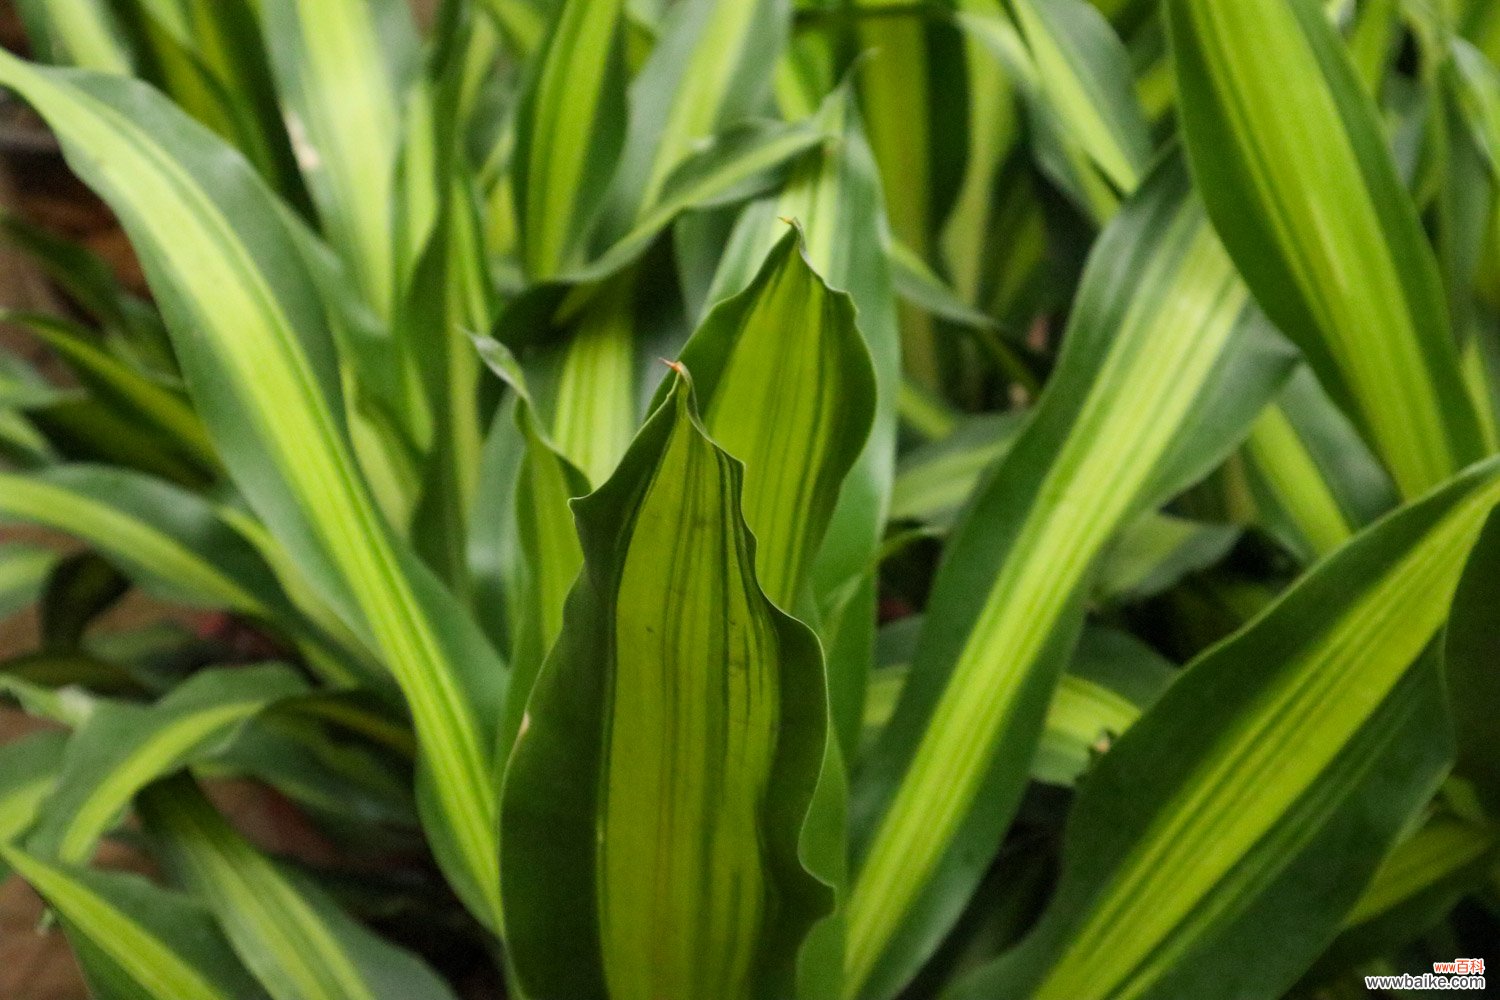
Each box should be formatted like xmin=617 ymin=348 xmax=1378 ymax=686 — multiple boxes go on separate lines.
xmin=500 ymin=372 xmax=833 ymax=1000
xmin=478 ymin=0 xmax=554 ymax=56
xmin=1170 ymin=0 xmax=1488 ymax=498
xmin=1031 ymin=627 xmax=1175 ymax=787
xmin=26 ymin=393 xmax=215 ymax=489
xmin=1445 ymin=506 xmax=1500 ymax=811
xmin=578 ymin=116 xmax=831 ymax=283
xmin=0 ymin=464 xmax=369 ymax=686
xmin=513 ymin=0 xmax=628 ymax=278
xmin=39 ymin=552 xmax=128 ymax=648
xmin=26 ymin=664 xmax=307 ymax=863
xmin=701 ymin=104 xmax=903 ymax=999
xmin=0 ymin=845 xmax=262 ymax=1000
xmin=1094 ymin=513 xmax=1239 ymax=602
xmin=674 ymin=227 xmax=876 ymax=610
xmin=1342 ymin=815 xmax=1497 ymax=928
xmin=887 ymin=237 xmax=1003 ymax=334
xmin=1464 ymin=0 xmax=1500 ymax=62
xmin=1243 ymin=406 xmax=1354 ymax=561
xmin=15 ymin=0 xmax=134 ymax=73
xmin=188 ymin=702 xmax=418 ymax=838
xmin=472 ymin=337 xmax=587 ymax=761
xmin=951 ymin=455 xmax=1500 ymax=1000
xmin=468 ymin=397 xmax=526 ymax=655
xmin=707 ymin=89 xmax=902 ymax=753
xmin=866 ymin=623 xmax=1175 ymax=789
xmin=0 ymin=730 xmax=68 ymax=845
xmin=674 ymin=228 xmax=875 ymax=1000
xmin=135 ymin=0 xmax=307 ymax=205
xmin=959 ymin=0 xmax=1148 ymax=224
xmin=139 ymin=776 xmax=457 ymax=1000
xmin=890 ymin=412 xmax=1026 ymax=528
xmin=1001 ymin=0 xmax=1153 ymax=193
xmin=1308 ymin=813 xmax=1498 ymax=977
xmin=0 ymin=213 xmax=171 ymax=367
xmin=0 ymin=338 xmax=62 ymax=410
xmin=1 ymin=311 xmax=217 ymax=478
xmin=941 ymin=4 xmax=1026 ymax=312
xmin=844 ymin=159 xmax=1294 ymax=999
xmin=853 ymin=5 xmax=950 ymax=389
xmin=893 ymin=417 xmax=1242 ymax=600
xmin=259 ymin=0 xmax=417 ymax=315
xmin=0 ymin=53 xmax=507 ymax=930
xmin=0 ymin=542 xmax=55 ymax=622
xmin=1241 ymin=367 xmax=1399 ymax=561
xmin=1347 ymin=0 xmax=1402 ymax=92
xmin=602 ymin=0 xmax=792 ymax=227
xmin=541 ymin=275 xmax=640 ymax=485
xmin=399 ymin=129 xmax=489 ymax=592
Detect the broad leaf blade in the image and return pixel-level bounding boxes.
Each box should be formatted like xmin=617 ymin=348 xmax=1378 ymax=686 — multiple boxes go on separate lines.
xmin=1170 ymin=0 xmax=1488 ymax=498
xmin=602 ymin=0 xmax=791 ymax=227
xmin=708 ymin=89 xmax=902 ymax=754
xmin=500 ymin=373 xmax=833 ymax=1000
xmin=675 ymin=228 xmax=876 ymax=610
xmin=845 ymin=159 xmax=1294 ymax=999
xmin=15 ymin=0 xmax=134 ymax=72
xmin=27 ymin=664 xmax=307 ymax=863
xmin=260 ymin=0 xmax=416 ymax=315
xmin=139 ymin=776 xmax=456 ymax=1000
xmin=953 ymin=456 xmax=1500 ymax=1000
xmin=0 ymin=730 xmax=68 ymax=845
xmin=512 ymin=0 xmax=628 ymax=278
xmin=0 ymin=54 xmax=507 ymax=930
xmin=0 ymin=845 xmax=261 ymax=1000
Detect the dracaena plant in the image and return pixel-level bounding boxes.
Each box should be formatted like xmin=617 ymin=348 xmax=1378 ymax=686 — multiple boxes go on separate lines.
xmin=0 ymin=0 xmax=1498 ymax=997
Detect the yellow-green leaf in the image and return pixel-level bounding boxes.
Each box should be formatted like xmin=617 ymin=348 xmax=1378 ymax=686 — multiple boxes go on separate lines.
xmin=27 ymin=665 xmax=306 ymax=863
xmin=0 ymin=731 xmax=67 ymax=845
xmin=513 ymin=0 xmax=627 ymax=277
xmin=844 ymin=160 xmax=1294 ymax=999
xmin=677 ymin=228 xmax=876 ymax=610
xmin=604 ymin=0 xmax=791 ymax=223
xmin=0 ymin=53 xmax=508 ymax=930
xmin=0 ymin=845 xmax=260 ymax=1000
xmin=15 ymin=0 xmax=133 ymax=73
xmin=953 ymin=456 xmax=1500 ymax=1000
xmin=260 ymin=0 xmax=415 ymax=316
xmin=500 ymin=372 xmax=833 ymax=1000
xmin=139 ymin=776 xmax=457 ymax=1000
xmin=1171 ymin=0 xmax=1488 ymax=498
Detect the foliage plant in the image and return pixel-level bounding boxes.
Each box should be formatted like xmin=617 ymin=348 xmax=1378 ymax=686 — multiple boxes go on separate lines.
xmin=0 ymin=0 xmax=1499 ymax=997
